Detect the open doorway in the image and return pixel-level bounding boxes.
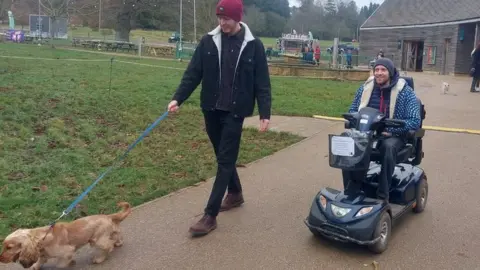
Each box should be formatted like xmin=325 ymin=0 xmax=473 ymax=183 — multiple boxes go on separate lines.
xmin=401 ymin=40 xmax=424 ymax=72
xmin=415 ymin=42 xmax=424 ymax=71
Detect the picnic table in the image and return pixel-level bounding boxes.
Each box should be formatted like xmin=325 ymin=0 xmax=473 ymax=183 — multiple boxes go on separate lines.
xmin=72 ymin=38 xmax=138 ymax=53
xmin=23 ymin=36 xmax=34 ymax=43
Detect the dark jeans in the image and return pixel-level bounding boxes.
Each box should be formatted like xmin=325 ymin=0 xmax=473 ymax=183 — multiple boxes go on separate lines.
xmin=471 ymin=77 xmax=479 ymax=91
xmin=203 ymin=110 xmax=244 ymax=217
xmin=342 ymin=137 xmax=405 ymax=201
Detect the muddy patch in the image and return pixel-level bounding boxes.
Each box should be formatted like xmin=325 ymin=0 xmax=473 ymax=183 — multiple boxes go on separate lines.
xmin=0 ymin=86 xmax=14 ymax=92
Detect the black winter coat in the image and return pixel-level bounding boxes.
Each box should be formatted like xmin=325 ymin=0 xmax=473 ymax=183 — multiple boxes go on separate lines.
xmin=472 ymin=48 xmax=480 ymax=78
xmin=172 ymin=24 xmax=272 ymax=119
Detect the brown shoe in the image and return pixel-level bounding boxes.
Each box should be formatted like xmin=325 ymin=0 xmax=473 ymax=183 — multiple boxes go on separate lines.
xmin=189 ymin=215 xmax=217 ymax=237
xmin=220 ymin=193 xmax=244 ymax=212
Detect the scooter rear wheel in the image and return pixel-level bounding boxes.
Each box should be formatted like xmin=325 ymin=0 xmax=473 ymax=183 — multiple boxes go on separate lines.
xmin=368 ymin=211 xmax=391 ymax=254
xmin=413 ymin=174 xmax=428 ymax=213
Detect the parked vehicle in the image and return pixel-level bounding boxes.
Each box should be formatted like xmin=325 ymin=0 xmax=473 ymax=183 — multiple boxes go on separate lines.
xmin=168 ymin=32 xmax=183 ymax=43
xmin=327 ymin=43 xmax=359 ymax=54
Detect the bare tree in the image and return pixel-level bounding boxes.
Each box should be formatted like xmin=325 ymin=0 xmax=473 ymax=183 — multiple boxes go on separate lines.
xmin=243 ymin=5 xmax=266 ymax=35
xmin=0 ymin=0 xmax=13 ymax=21
xmin=98 ymin=0 xmax=178 ymax=42
xmin=13 ymin=0 xmax=97 ymax=19
xmin=192 ymin=0 xmax=217 ymax=37
xmin=12 ymin=0 xmax=97 ymax=36
xmin=41 ymin=0 xmax=87 ymax=18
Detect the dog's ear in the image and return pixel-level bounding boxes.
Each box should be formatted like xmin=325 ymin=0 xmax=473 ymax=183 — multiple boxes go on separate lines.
xmin=18 ymin=240 xmax=39 ymax=268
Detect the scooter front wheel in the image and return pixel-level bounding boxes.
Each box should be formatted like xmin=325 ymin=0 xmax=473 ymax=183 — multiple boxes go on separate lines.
xmin=368 ymin=211 xmax=391 ymax=254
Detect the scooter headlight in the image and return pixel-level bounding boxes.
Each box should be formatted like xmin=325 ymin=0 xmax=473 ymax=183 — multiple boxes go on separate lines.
xmin=331 ymin=204 xmax=351 ymax=218
xmin=318 ymin=195 xmax=327 ymax=209
xmin=355 ymin=206 xmax=374 ymax=217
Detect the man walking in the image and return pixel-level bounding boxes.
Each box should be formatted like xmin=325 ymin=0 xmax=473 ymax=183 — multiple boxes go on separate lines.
xmin=167 ymin=0 xmax=272 ymax=237
xmin=470 ymin=42 xmax=480 ymax=92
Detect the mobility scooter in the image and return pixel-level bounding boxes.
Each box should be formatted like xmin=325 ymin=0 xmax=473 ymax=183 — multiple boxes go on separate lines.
xmin=304 ymin=77 xmax=428 ymax=254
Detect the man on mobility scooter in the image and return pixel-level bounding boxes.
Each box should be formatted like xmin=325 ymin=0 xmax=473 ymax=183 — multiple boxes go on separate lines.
xmin=346 ymin=58 xmax=421 ymax=202
xmin=304 ymin=57 xmax=428 ymax=254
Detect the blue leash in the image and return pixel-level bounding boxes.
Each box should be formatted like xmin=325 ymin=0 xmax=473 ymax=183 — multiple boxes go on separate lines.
xmin=48 ymin=110 xmax=169 ymax=226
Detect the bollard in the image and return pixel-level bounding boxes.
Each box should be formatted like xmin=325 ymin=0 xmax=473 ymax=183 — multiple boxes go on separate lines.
xmin=138 ymin=37 xmax=142 ymax=57
xmin=332 ymin=38 xmax=339 ymax=69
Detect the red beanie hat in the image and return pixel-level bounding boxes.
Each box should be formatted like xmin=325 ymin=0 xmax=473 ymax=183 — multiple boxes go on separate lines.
xmin=216 ymin=0 xmax=243 ymax=22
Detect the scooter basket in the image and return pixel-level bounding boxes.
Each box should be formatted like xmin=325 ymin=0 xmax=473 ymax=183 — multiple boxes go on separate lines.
xmin=328 ymin=130 xmax=373 ymax=171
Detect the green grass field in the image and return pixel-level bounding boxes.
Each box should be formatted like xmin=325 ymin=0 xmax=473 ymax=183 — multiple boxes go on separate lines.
xmin=0 ymin=43 xmax=358 ymax=238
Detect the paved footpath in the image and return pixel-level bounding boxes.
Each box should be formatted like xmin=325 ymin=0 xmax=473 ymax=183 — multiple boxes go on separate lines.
xmin=3 ymin=74 xmax=480 ymax=270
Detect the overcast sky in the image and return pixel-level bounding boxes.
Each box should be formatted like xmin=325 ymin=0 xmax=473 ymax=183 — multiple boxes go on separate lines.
xmin=288 ymin=0 xmax=384 ymax=8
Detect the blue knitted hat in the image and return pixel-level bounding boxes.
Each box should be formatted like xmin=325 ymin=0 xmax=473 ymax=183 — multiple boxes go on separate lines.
xmin=375 ymin=58 xmax=395 ymax=78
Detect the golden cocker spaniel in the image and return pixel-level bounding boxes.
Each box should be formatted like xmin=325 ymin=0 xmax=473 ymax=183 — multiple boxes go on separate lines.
xmin=0 ymin=202 xmax=131 ymax=269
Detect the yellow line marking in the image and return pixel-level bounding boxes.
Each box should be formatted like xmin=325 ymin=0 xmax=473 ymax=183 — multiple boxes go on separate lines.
xmin=312 ymin=115 xmax=480 ymax=135
xmin=422 ymin=126 xmax=480 ymax=135
xmin=312 ymin=115 xmax=344 ymax=121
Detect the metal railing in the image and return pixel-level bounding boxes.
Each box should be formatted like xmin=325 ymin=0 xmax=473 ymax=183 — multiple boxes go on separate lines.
xmin=173 ymin=44 xmax=374 ymax=69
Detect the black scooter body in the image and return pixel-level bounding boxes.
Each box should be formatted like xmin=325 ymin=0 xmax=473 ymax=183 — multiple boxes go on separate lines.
xmin=305 ymin=163 xmax=426 ymax=246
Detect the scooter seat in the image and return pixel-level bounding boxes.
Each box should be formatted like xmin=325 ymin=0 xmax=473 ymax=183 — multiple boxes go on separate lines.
xmin=370 ymin=144 xmax=414 ymax=164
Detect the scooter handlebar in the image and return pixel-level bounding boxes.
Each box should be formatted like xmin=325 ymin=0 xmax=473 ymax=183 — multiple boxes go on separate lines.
xmin=384 ymin=118 xmax=406 ymax=128
xmin=342 ymin=112 xmax=358 ymax=121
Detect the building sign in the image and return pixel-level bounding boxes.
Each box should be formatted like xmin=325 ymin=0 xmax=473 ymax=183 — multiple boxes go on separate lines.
xmin=6 ymin=30 xmax=25 ymax=42
xmin=28 ymin=15 xmax=68 ymax=39
xmin=281 ymin=33 xmax=309 ymax=40
xmin=426 ymin=46 xmax=436 ymax=65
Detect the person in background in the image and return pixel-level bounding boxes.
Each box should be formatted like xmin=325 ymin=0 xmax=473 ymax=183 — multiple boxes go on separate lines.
xmin=378 ymin=49 xmax=385 ymax=58
xmin=346 ymin=48 xmax=353 ymax=69
xmin=266 ymin=46 xmax=272 ymax=60
xmin=470 ymin=42 xmax=480 ymax=92
xmin=301 ymin=43 xmax=306 ymax=61
xmin=314 ymin=45 xmax=321 ymax=66
xmin=305 ymin=43 xmax=310 ymax=61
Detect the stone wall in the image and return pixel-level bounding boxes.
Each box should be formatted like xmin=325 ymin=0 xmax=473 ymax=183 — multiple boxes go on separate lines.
xmin=143 ymin=45 xmax=176 ymax=57
xmin=268 ymin=64 xmax=371 ymax=81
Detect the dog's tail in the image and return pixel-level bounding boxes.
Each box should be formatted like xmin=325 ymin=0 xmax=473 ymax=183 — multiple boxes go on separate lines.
xmin=109 ymin=202 xmax=132 ymax=223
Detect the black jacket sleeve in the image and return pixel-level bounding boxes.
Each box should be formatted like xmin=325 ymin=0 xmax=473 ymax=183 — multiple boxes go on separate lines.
xmin=172 ymin=36 xmax=205 ymax=106
xmin=472 ymin=49 xmax=480 ymax=69
xmin=253 ymin=39 xmax=272 ymax=120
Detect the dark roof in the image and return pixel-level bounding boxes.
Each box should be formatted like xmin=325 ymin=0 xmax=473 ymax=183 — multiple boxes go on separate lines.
xmin=361 ymin=0 xmax=480 ymax=29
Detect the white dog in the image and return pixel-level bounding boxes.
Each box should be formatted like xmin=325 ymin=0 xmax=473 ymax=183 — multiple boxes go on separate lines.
xmin=442 ymin=82 xmax=450 ymax=94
